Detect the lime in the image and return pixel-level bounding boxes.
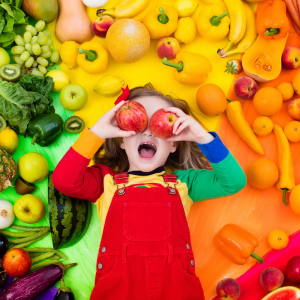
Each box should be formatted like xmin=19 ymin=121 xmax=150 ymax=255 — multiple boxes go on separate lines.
xmin=46 ymin=70 xmax=70 ymax=92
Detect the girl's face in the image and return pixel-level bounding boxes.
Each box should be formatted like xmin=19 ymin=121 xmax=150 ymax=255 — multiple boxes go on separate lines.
xmin=120 ymin=96 xmax=177 ymax=172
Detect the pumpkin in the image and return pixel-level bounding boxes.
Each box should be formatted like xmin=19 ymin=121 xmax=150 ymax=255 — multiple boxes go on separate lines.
xmin=55 ymin=0 xmax=94 ymax=44
xmin=242 ymin=34 xmax=288 ymax=83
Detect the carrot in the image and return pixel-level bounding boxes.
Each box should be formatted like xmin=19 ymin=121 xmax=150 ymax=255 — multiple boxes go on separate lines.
xmin=293 ymin=0 xmax=299 ymax=15
xmin=292 ymin=18 xmax=300 ymax=35
xmin=284 ymin=0 xmax=300 ymax=27
xmin=297 ymin=0 xmax=300 ymax=17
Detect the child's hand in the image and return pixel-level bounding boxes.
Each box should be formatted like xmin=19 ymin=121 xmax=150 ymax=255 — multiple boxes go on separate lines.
xmin=164 ymin=107 xmax=214 ymax=144
xmin=90 ymin=101 xmax=136 ymax=139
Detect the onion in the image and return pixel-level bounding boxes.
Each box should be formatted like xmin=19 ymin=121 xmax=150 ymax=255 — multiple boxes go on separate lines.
xmin=0 ymin=200 xmax=15 ymax=229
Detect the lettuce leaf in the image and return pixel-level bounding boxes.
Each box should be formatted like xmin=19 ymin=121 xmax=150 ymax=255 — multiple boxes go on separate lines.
xmin=0 ymin=76 xmax=55 ymax=135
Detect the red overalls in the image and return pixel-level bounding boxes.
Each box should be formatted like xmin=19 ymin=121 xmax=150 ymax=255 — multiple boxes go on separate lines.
xmin=90 ymin=173 xmax=205 ymax=300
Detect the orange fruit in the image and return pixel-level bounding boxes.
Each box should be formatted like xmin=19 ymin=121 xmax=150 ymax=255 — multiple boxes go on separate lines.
xmin=246 ymin=158 xmax=279 ymax=189
xmin=290 ymin=185 xmax=300 ymax=215
xmin=253 ymin=87 xmax=283 ymax=116
xmin=293 ymin=69 xmax=300 ymax=95
xmin=284 ymin=121 xmax=300 ymax=142
xmin=268 ymin=229 xmax=289 ymax=250
xmin=196 ymin=83 xmax=227 ymax=116
xmin=106 ymin=19 xmax=150 ymax=63
xmin=253 ymin=116 xmax=274 ymax=137
xmin=276 ymin=82 xmax=294 ymax=101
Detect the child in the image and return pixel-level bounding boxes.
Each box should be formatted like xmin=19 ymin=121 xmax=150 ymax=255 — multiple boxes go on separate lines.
xmin=52 ymin=84 xmax=246 ymax=300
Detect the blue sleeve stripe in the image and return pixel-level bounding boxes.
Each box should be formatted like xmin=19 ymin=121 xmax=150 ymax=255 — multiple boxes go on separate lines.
xmin=196 ymin=132 xmax=229 ymax=163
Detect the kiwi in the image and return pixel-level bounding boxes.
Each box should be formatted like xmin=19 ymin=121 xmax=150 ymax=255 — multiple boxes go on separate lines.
xmin=15 ymin=177 xmax=36 ymax=195
xmin=64 ymin=116 xmax=85 ymax=133
xmin=0 ymin=64 xmax=21 ymax=82
xmin=0 ymin=115 xmax=6 ymax=133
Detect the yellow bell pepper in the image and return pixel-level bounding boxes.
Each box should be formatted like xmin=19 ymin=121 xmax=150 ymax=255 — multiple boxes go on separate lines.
xmin=143 ymin=5 xmax=178 ymax=39
xmin=197 ymin=5 xmax=230 ymax=42
xmin=162 ymin=51 xmax=212 ymax=86
xmin=77 ymin=42 xmax=108 ymax=74
xmin=174 ymin=17 xmax=197 ymax=44
xmin=273 ymin=125 xmax=295 ymax=206
xmin=60 ymin=41 xmax=79 ymax=70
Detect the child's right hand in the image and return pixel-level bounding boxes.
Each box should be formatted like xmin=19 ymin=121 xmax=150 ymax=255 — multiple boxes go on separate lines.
xmin=90 ymin=100 xmax=136 ymax=139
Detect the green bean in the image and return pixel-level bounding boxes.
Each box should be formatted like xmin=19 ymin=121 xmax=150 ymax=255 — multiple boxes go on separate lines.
xmin=50 ymin=255 xmax=62 ymax=260
xmin=10 ymin=225 xmax=49 ymax=232
xmin=29 ymin=252 xmax=46 ymax=258
xmin=30 ymin=260 xmax=60 ymax=272
xmin=24 ymin=248 xmax=67 ymax=260
xmin=9 ymin=232 xmax=49 ymax=250
xmin=8 ymin=228 xmax=49 ymax=244
xmin=31 ymin=252 xmax=55 ymax=264
xmin=0 ymin=230 xmax=37 ymax=238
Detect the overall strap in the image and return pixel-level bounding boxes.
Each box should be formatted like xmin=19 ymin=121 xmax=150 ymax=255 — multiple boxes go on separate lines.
xmin=113 ymin=172 xmax=128 ymax=195
xmin=163 ymin=174 xmax=178 ymax=195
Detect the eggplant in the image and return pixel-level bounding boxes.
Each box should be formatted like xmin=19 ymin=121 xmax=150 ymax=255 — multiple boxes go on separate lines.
xmin=54 ymin=279 xmax=75 ymax=300
xmin=0 ymin=262 xmax=76 ymax=300
xmin=0 ymin=233 xmax=8 ymax=258
xmin=0 ymin=258 xmax=7 ymax=288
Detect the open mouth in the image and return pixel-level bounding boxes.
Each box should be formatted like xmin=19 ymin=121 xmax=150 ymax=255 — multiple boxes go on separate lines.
xmin=138 ymin=142 xmax=157 ymax=159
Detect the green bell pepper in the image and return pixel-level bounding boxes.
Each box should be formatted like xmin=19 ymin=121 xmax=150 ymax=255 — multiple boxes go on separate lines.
xmin=27 ymin=113 xmax=64 ymax=147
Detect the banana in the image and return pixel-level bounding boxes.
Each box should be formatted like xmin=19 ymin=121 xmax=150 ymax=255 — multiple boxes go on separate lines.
xmin=219 ymin=1 xmax=257 ymax=57
xmin=199 ymin=0 xmax=227 ymax=12
xmin=97 ymin=0 xmax=148 ymax=18
xmin=133 ymin=0 xmax=159 ymax=22
xmin=218 ymin=0 xmax=246 ymax=55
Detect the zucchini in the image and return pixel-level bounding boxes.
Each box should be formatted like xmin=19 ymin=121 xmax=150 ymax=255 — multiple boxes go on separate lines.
xmin=48 ymin=173 xmax=92 ymax=249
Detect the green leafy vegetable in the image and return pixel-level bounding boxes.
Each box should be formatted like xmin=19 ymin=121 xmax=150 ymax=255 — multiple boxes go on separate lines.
xmin=0 ymin=75 xmax=55 ymax=135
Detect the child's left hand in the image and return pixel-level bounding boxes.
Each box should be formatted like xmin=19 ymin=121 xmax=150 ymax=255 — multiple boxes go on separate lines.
xmin=164 ymin=107 xmax=215 ymax=144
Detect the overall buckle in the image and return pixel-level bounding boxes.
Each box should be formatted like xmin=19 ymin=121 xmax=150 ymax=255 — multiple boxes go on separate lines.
xmin=163 ymin=174 xmax=178 ymax=195
xmin=113 ymin=172 xmax=128 ymax=195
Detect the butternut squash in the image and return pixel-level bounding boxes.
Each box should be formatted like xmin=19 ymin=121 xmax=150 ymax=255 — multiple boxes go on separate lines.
xmin=55 ymin=0 xmax=94 ymax=44
xmin=242 ymin=34 xmax=288 ymax=82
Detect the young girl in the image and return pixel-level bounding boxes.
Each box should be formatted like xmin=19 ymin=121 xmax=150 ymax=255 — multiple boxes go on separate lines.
xmin=52 ymin=84 xmax=246 ymax=300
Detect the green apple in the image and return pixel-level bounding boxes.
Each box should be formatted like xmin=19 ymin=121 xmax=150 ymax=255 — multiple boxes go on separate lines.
xmin=18 ymin=152 xmax=49 ymax=183
xmin=0 ymin=48 xmax=10 ymax=69
xmin=14 ymin=195 xmax=45 ymax=224
xmin=60 ymin=84 xmax=88 ymax=111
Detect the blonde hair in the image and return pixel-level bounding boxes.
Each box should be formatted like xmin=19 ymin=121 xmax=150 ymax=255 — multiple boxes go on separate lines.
xmin=93 ymin=83 xmax=211 ymax=172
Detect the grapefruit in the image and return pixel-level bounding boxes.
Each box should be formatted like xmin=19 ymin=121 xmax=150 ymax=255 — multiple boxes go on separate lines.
xmin=106 ymin=19 xmax=150 ymax=63
xmin=261 ymin=286 xmax=300 ymax=300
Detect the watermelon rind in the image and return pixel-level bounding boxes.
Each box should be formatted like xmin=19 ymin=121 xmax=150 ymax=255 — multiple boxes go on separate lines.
xmin=48 ymin=172 xmax=92 ymax=249
xmin=262 ymin=286 xmax=300 ymax=300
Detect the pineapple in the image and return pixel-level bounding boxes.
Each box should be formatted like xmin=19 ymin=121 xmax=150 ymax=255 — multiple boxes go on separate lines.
xmin=0 ymin=148 xmax=17 ymax=193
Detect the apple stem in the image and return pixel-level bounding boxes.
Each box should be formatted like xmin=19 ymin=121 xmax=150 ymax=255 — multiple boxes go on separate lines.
xmin=226 ymin=99 xmax=233 ymax=103
xmin=250 ymin=252 xmax=264 ymax=264
xmin=31 ymin=133 xmax=39 ymax=145
xmin=162 ymin=58 xmax=184 ymax=72
xmin=210 ymin=12 xmax=228 ymax=26
xmin=158 ymin=7 xmax=169 ymax=24
xmin=78 ymin=49 xmax=98 ymax=62
xmin=282 ymin=188 xmax=288 ymax=206
xmin=264 ymin=28 xmax=280 ymax=37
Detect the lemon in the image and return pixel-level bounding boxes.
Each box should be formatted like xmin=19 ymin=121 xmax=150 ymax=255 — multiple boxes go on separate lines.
xmin=174 ymin=0 xmax=199 ymax=17
xmin=94 ymin=74 xmax=125 ymax=97
xmin=0 ymin=127 xmax=19 ymax=154
xmin=46 ymin=70 xmax=70 ymax=92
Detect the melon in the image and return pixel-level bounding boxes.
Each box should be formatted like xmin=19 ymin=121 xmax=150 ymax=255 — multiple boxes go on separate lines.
xmin=106 ymin=19 xmax=150 ymax=63
xmin=262 ymin=287 xmax=300 ymax=300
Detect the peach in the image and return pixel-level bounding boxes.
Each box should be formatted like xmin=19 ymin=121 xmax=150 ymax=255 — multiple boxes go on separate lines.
xmin=92 ymin=16 xmax=114 ymax=38
xmin=156 ymin=37 xmax=180 ymax=60
xmin=288 ymin=99 xmax=300 ymax=121
xmin=259 ymin=267 xmax=284 ymax=292
xmin=282 ymin=46 xmax=300 ymax=69
xmin=216 ymin=278 xmax=241 ymax=300
xmin=234 ymin=76 xmax=258 ymax=100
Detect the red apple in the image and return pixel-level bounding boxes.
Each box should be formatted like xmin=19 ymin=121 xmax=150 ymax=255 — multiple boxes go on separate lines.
xmin=234 ymin=76 xmax=258 ymax=100
xmin=216 ymin=278 xmax=241 ymax=300
xmin=92 ymin=16 xmax=114 ymax=38
xmin=149 ymin=109 xmax=178 ymax=139
xmin=116 ymin=101 xmax=148 ymax=133
xmin=157 ymin=37 xmax=180 ymax=60
xmin=259 ymin=267 xmax=284 ymax=292
xmin=282 ymin=46 xmax=300 ymax=69
xmin=286 ymin=256 xmax=300 ymax=284
xmin=3 ymin=248 xmax=31 ymax=277
xmin=288 ymin=99 xmax=300 ymax=121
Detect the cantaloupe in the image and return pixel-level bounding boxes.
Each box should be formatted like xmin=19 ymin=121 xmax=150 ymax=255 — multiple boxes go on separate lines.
xmin=106 ymin=19 xmax=150 ymax=63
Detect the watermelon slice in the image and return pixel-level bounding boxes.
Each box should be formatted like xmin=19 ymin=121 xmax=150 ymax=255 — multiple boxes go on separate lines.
xmin=262 ymin=287 xmax=300 ymax=300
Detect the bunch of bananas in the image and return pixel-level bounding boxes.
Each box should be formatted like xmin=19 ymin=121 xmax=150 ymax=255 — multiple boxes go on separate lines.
xmin=97 ymin=0 xmax=159 ymax=21
xmin=201 ymin=0 xmax=257 ymax=58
